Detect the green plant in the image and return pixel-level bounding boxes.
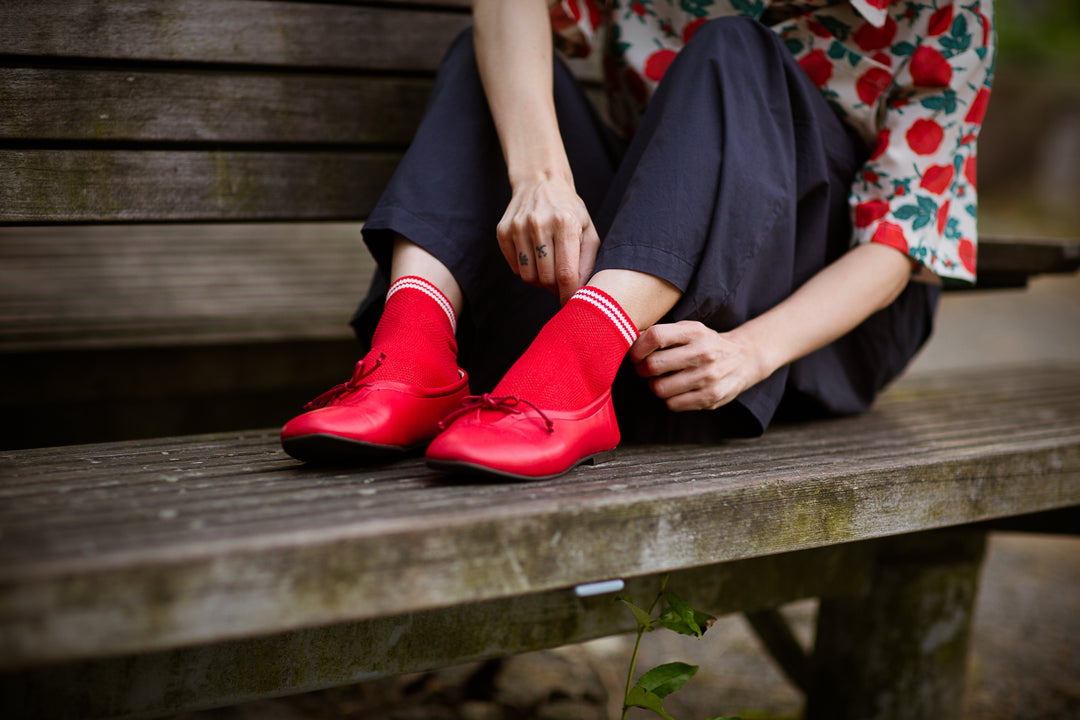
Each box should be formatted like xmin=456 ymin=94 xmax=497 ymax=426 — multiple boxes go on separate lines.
xmin=616 ymin=574 xmax=741 ymax=720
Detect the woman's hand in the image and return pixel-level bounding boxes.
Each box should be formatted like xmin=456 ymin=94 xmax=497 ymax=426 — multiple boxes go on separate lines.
xmin=628 ymin=321 xmax=769 ymax=412
xmin=497 ymin=173 xmax=600 ymax=304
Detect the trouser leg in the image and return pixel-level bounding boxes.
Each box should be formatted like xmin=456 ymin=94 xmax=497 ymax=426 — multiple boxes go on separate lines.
xmin=353 ymin=29 xmax=625 ymax=392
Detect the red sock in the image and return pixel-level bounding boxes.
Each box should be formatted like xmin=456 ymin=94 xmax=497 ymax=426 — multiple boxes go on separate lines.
xmin=493 ymin=287 xmax=638 ymax=410
xmin=363 ymin=276 xmax=459 ymax=387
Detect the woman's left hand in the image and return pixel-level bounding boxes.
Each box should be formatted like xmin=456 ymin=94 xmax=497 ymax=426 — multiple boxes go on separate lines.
xmin=627 ymin=321 xmax=769 ymax=412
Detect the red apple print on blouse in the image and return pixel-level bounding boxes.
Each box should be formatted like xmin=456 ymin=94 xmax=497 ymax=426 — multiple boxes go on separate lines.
xmin=910 ymin=46 xmax=953 ymax=87
xmin=966 ymin=88 xmax=991 ymax=125
xmin=927 ymin=6 xmax=954 ymax=36
xmin=853 ymin=17 xmax=898 ymax=51
xmin=959 ymin=238 xmax=977 ymax=274
xmin=872 ymin=51 xmax=893 ymax=67
xmin=870 ymin=128 xmax=890 ymax=161
xmin=857 ymin=67 xmax=893 ymax=106
xmin=937 ymin=199 xmax=950 ymax=235
xmin=548 ymin=0 xmax=995 ymax=285
xmin=807 ymin=19 xmax=832 ymax=39
xmin=964 ymin=156 xmax=978 ymax=188
xmin=855 ymin=200 xmax=891 ymax=228
xmin=907 ymin=119 xmax=944 ymax=155
xmin=643 ymin=49 xmax=677 ymax=82
xmin=872 ymin=222 xmax=909 ymax=254
xmin=920 ymin=164 xmax=955 ymax=194
xmin=799 ymin=49 xmax=833 ymax=88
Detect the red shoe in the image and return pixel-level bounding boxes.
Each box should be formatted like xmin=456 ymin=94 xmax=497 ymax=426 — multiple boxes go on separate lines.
xmin=424 ymin=391 xmax=620 ymax=481
xmin=281 ymin=354 xmax=470 ymax=463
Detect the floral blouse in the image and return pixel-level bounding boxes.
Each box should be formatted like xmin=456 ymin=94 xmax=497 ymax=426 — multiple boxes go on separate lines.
xmin=550 ymin=0 xmax=996 ymax=285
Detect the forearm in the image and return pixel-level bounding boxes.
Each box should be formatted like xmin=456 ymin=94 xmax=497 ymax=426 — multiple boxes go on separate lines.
xmin=472 ymin=0 xmax=572 ymax=185
xmin=732 ymin=243 xmax=913 ymax=378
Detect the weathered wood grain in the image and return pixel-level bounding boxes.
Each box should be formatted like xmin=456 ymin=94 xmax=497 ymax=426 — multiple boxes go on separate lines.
xmin=0 ymin=366 xmax=1077 ymax=669
xmin=0 ymin=150 xmax=400 ymax=222
xmin=0 ymin=0 xmax=471 ymax=71
xmin=0 ymin=224 xmax=375 ymax=351
xmin=0 ymin=68 xmax=435 ymax=145
xmin=0 ymin=544 xmax=874 ymax=720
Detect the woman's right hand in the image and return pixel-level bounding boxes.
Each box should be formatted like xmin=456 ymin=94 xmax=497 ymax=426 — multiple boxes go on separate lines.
xmin=497 ymin=173 xmax=600 ymax=305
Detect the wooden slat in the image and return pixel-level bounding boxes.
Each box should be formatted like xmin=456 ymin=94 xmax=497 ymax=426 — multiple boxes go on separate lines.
xmin=0 ymin=224 xmax=376 ymax=351
xmin=1 ymin=545 xmax=875 ymax=720
xmin=0 ymin=0 xmax=471 ymax=71
xmin=0 ymin=68 xmax=435 ymax=145
xmin=0 ymin=150 xmax=400 ymax=223
xmin=975 ymin=236 xmax=1080 ymax=289
xmin=0 ymin=365 xmax=1077 ymax=668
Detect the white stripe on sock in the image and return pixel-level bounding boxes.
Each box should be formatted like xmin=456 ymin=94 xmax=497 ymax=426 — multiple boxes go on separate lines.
xmin=387 ymin=277 xmax=456 ymax=333
xmin=573 ymin=288 xmax=638 ymax=347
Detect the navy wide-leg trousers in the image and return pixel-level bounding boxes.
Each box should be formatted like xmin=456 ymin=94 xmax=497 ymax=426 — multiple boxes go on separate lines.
xmin=353 ymin=18 xmax=940 ymax=443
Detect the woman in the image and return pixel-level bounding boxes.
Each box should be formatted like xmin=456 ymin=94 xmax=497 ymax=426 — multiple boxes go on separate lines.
xmin=281 ymin=0 xmax=995 ymax=480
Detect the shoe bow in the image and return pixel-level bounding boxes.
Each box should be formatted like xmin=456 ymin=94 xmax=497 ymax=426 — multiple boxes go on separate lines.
xmin=303 ymin=353 xmax=385 ymax=410
xmin=438 ymin=393 xmax=554 ymax=434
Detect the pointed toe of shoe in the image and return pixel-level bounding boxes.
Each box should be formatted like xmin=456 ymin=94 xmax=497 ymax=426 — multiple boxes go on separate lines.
xmin=425 ymin=391 xmax=619 ymax=480
xmin=281 ymin=376 xmax=469 ymax=463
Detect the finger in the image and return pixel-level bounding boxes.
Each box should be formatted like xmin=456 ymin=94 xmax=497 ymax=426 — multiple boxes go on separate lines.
xmin=665 ymin=386 xmax=735 ymax=413
xmin=553 ymin=216 xmax=581 ymax=305
xmin=534 ymin=230 xmax=558 ymax=293
xmin=648 ymin=367 xmax=705 ymax=401
xmin=496 ymin=215 xmax=519 ymax=275
xmin=636 ymin=342 xmax=703 ymax=378
xmin=627 ymin=323 xmax=689 ymax=366
xmin=514 ymin=224 xmax=538 ymax=284
xmin=577 ymin=221 xmax=600 ymax=292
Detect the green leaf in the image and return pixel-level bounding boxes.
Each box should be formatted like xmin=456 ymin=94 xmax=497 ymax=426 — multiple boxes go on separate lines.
xmin=892 ymin=41 xmax=916 ymax=56
xmin=827 ymin=41 xmax=847 ymax=60
xmin=617 ymin=596 xmax=653 ymax=631
xmin=657 ymin=591 xmax=715 ymax=637
xmin=784 ymin=37 xmax=805 ymax=56
xmin=634 ymin=662 xmax=699 ymax=699
xmin=893 ymin=205 xmax=923 ymax=220
xmin=626 ymin=686 xmax=677 ymax=720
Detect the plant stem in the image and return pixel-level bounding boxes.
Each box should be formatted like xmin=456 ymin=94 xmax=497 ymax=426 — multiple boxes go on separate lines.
xmin=621 ymin=625 xmax=645 ymax=720
xmin=621 ymin=590 xmax=666 ymax=720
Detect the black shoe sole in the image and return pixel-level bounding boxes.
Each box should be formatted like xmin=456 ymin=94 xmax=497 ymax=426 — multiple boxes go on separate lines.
xmin=282 ymin=434 xmax=419 ymax=464
xmin=425 ymin=451 xmax=612 ymax=482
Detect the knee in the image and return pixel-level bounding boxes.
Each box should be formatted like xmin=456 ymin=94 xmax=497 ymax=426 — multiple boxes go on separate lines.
xmin=681 ymin=16 xmax=776 ymax=60
xmin=440 ymin=26 xmax=478 ymax=67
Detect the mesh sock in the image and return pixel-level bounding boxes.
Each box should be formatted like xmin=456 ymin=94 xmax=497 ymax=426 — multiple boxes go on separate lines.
xmin=492 ymin=287 xmax=638 ymax=410
xmin=362 ymin=276 xmax=459 ymax=387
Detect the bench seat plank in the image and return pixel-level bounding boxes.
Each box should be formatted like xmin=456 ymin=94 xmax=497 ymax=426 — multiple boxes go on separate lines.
xmin=1 ymin=365 xmax=1077 ymax=669
xmin=0 ymin=68 xmax=436 ymax=146
xmin=0 ymin=150 xmax=399 ymax=223
xmin=0 ymin=0 xmax=470 ymax=71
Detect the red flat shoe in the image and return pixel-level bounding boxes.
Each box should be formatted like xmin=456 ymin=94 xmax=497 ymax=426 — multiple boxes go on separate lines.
xmin=281 ymin=355 xmax=470 ymax=463
xmin=424 ymin=391 xmax=620 ymax=481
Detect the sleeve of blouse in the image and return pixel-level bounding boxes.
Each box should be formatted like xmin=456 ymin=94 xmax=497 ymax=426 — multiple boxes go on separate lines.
xmin=851 ymin=2 xmax=996 ymax=286
xmin=549 ymin=0 xmax=605 ymax=59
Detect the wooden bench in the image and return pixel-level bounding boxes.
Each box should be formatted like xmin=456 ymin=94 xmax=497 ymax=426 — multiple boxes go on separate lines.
xmin=1 ymin=1 xmax=1079 ymax=719
xmin=2 ymin=366 xmax=1079 ymax=720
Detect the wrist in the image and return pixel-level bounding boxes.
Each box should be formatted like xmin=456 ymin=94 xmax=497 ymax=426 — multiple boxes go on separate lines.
xmin=508 ymin=158 xmax=575 ymax=189
xmin=726 ymin=321 xmax=782 ymax=385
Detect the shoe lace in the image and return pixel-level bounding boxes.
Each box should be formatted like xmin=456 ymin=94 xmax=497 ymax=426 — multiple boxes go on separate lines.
xmin=303 ymin=352 xmax=385 ymax=411
xmin=438 ymin=393 xmax=554 ymax=434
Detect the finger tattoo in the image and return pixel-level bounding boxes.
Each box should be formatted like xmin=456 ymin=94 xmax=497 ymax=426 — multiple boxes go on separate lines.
xmin=518 ymin=251 xmax=529 ymax=267
xmin=536 ymin=244 xmax=548 ymax=258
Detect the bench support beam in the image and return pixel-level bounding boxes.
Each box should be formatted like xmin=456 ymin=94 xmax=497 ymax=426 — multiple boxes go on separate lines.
xmin=807 ymin=529 xmax=987 ymax=720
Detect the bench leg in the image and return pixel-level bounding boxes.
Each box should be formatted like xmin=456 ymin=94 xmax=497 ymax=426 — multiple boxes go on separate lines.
xmin=806 ymin=530 xmax=987 ymax=720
